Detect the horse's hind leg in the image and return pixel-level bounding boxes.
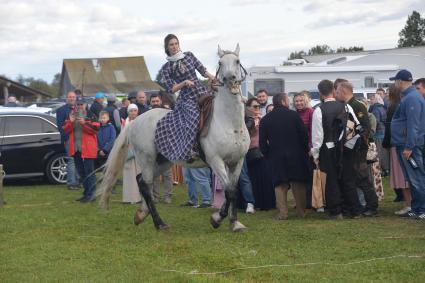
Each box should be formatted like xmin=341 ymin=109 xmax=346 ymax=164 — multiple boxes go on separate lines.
xmin=134 ymin=156 xmax=171 ymax=231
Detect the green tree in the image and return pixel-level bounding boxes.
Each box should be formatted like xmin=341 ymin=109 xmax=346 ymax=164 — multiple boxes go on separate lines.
xmin=308 ymin=44 xmax=334 ymax=55
xmin=336 ymin=46 xmax=364 ymax=53
xmin=288 ymin=50 xmax=306 ymax=60
xmin=15 ymin=74 xmax=61 ymax=97
xmin=398 ymin=11 xmax=425 ymax=47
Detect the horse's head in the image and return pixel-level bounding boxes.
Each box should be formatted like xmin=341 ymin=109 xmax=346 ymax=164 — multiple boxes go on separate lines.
xmin=216 ymin=44 xmax=247 ymax=95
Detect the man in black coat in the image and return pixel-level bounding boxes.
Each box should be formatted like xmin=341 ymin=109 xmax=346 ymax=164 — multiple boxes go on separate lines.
xmin=259 ymin=93 xmax=310 ymax=220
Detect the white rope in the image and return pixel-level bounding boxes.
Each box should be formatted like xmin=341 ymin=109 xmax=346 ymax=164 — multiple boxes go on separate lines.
xmin=162 ymin=255 xmax=423 ymax=275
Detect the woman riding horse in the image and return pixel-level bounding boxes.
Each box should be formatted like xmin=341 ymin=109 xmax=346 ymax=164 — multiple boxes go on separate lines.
xmin=155 ymin=34 xmax=216 ymax=162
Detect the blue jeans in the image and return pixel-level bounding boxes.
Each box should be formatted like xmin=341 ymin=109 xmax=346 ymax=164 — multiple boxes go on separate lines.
xmin=65 ymin=142 xmax=79 ymax=187
xmin=396 ymin=146 xmax=425 ymax=214
xmin=238 ymin=158 xmax=255 ymax=204
xmin=74 ymin=152 xmax=96 ymax=200
xmin=183 ymin=167 xmax=212 ymax=205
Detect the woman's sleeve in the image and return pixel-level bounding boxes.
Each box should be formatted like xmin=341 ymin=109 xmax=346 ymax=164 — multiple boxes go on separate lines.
xmin=161 ymin=65 xmax=175 ymax=93
xmin=189 ymin=52 xmax=207 ymax=77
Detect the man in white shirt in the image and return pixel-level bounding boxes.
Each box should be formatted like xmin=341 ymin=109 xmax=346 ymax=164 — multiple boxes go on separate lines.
xmin=311 ymin=79 xmax=361 ymax=219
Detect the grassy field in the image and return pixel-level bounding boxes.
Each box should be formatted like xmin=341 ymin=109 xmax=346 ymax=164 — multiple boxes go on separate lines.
xmin=1 ymin=179 xmax=425 ymax=282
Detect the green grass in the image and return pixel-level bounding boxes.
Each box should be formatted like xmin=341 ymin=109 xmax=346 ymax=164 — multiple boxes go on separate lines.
xmin=1 ymin=179 xmax=425 ymax=282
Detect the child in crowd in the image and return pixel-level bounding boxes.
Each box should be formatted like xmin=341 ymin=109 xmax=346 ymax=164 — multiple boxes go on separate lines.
xmin=96 ymin=111 xmax=116 ymax=169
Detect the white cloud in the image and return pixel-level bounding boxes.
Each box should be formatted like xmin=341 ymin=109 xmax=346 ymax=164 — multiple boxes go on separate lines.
xmin=0 ymin=0 xmax=424 ymax=81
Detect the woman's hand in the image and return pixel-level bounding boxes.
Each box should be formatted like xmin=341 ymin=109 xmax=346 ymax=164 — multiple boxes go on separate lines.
xmin=184 ymin=80 xmax=194 ymax=87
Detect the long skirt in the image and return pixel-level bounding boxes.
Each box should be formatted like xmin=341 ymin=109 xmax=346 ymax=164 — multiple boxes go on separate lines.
xmin=122 ymin=159 xmax=142 ymax=204
xmin=247 ymin=157 xmax=276 ymax=210
xmin=390 ymin=147 xmax=409 ymax=189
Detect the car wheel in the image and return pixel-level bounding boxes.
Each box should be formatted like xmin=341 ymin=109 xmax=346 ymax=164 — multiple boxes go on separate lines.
xmin=46 ymin=154 xmax=68 ymax=184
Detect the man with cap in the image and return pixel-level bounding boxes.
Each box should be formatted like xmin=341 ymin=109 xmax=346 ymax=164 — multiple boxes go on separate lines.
xmin=104 ymin=94 xmax=121 ymax=135
xmin=90 ymin=92 xmax=105 ymax=119
xmin=390 ymin=69 xmax=425 ymax=220
xmin=120 ymin=91 xmax=137 ymax=120
xmin=63 ymin=97 xmax=100 ymax=203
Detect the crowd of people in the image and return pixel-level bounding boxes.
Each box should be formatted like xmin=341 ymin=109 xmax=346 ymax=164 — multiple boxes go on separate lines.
xmin=53 ymin=69 xmax=425 ymax=222
xmin=56 ymin=89 xmax=178 ymax=204
xmin=52 ymin=33 xmax=425 ymax=221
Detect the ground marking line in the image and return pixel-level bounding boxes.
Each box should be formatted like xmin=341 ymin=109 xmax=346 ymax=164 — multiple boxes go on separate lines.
xmin=162 ymin=255 xmax=423 ymax=275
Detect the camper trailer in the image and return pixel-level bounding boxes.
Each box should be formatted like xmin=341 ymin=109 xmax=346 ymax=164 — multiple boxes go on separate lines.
xmin=242 ymin=46 xmax=425 ymax=99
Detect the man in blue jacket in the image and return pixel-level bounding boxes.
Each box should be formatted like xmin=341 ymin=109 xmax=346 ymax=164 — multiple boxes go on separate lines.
xmin=390 ymin=70 xmax=425 ymax=220
xmin=56 ymin=91 xmax=79 ymax=190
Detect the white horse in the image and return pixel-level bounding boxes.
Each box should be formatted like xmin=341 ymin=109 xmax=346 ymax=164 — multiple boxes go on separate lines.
xmin=99 ymin=45 xmax=250 ymax=232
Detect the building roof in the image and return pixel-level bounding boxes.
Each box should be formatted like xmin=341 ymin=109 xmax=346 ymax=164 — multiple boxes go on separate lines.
xmin=303 ymin=46 xmax=425 ymax=63
xmin=60 ymin=56 xmax=162 ymax=96
xmin=0 ymin=76 xmax=51 ymax=104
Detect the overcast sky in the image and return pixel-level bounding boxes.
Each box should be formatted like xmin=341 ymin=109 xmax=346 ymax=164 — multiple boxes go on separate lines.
xmin=0 ymin=0 xmax=424 ymax=82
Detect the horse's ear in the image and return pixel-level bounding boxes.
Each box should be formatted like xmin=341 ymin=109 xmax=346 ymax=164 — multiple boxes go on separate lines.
xmin=234 ymin=43 xmax=240 ymax=56
xmin=218 ymin=45 xmax=224 ymax=57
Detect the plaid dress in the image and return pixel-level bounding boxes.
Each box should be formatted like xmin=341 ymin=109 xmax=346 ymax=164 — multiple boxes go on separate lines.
xmin=155 ymin=52 xmax=212 ymax=161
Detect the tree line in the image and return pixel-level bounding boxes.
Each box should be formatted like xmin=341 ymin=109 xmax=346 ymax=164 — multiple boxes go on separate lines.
xmin=287 ymin=10 xmax=425 ymax=61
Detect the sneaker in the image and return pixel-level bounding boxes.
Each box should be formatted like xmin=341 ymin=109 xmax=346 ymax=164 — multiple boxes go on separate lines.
xmin=362 ymin=210 xmax=378 ymax=217
xmin=163 ymin=197 xmax=172 ymax=204
xmin=416 ymin=213 xmax=425 ymax=220
xmin=246 ymin=203 xmax=255 ymax=214
xmin=316 ymin=207 xmax=325 ymax=213
xmin=180 ymin=201 xmax=197 ymax=207
xmin=68 ymin=185 xmax=79 ymax=191
xmin=198 ymin=203 xmax=211 ymax=208
xmin=395 ymin=207 xmax=411 ymax=215
xmin=399 ymin=211 xmax=417 ymax=218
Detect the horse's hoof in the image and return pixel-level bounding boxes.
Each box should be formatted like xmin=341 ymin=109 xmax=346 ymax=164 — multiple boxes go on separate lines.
xmin=231 ymin=221 xmax=247 ymax=233
xmin=133 ymin=208 xmax=149 ymax=226
xmin=210 ymin=212 xmax=222 ymax=229
xmin=157 ymin=223 xmax=171 ymax=231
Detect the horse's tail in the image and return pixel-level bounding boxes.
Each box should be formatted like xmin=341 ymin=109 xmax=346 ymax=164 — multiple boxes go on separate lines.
xmin=98 ymin=124 xmax=130 ymax=209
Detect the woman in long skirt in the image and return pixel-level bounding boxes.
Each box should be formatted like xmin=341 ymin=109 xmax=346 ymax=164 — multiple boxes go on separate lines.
xmin=122 ymin=104 xmax=141 ymax=204
xmin=155 ymin=34 xmax=216 ymax=162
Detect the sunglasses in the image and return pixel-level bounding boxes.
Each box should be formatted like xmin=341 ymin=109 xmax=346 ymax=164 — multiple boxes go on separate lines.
xmin=250 ymin=105 xmax=260 ymax=109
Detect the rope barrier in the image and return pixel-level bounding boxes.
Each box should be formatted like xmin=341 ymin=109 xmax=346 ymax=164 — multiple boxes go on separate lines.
xmin=162 ymin=255 xmax=424 ymax=275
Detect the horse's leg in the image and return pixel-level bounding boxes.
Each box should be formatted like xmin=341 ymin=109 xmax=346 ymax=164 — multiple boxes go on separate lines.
xmin=227 ymin=160 xmax=247 ymax=232
xmin=135 ymin=158 xmax=170 ymax=231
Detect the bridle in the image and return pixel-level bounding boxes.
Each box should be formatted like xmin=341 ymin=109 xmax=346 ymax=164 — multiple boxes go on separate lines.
xmin=214 ymin=52 xmax=248 ymax=87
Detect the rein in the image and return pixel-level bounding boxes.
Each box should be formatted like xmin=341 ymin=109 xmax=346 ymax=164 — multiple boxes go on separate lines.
xmin=214 ymin=54 xmax=248 ymax=87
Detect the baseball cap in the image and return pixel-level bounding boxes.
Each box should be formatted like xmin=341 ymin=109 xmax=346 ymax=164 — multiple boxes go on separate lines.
xmin=107 ymin=94 xmax=116 ymax=102
xmin=76 ymin=96 xmax=86 ymax=105
xmin=127 ymin=91 xmax=137 ymax=99
xmin=95 ymin=92 xmax=106 ymax=99
xmin=389 ymin=69 xmax=413 ymax=81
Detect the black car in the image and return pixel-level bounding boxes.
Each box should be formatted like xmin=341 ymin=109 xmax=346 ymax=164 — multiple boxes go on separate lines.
xmin=0 ymin=109 xmax=67 ymax=184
